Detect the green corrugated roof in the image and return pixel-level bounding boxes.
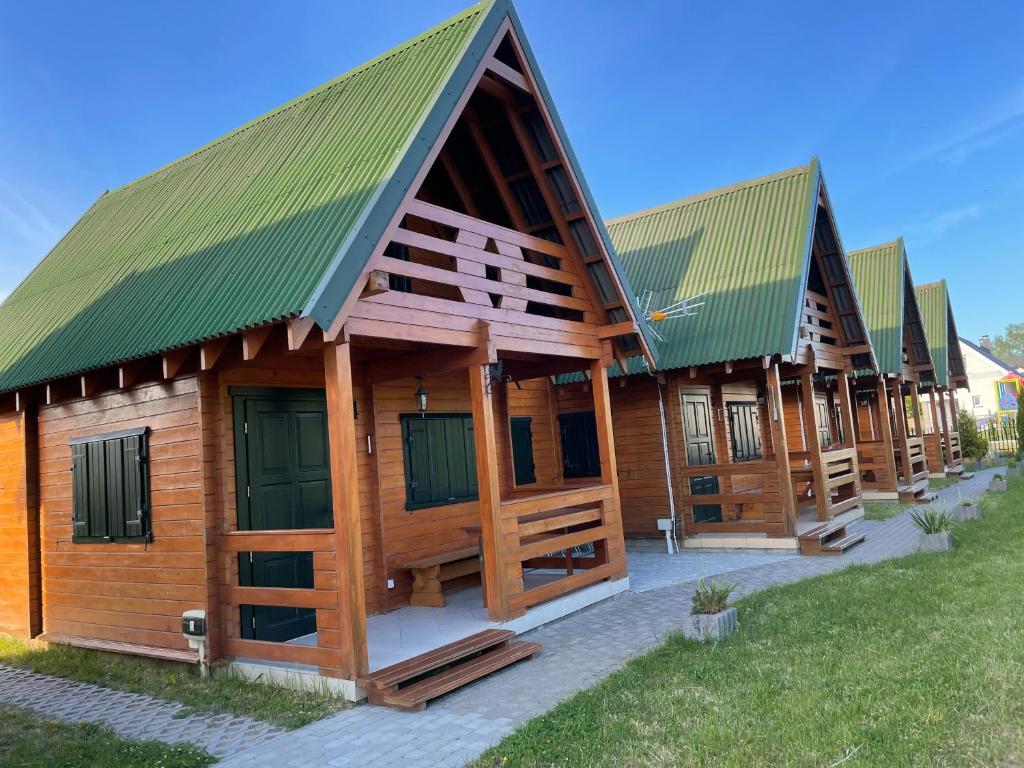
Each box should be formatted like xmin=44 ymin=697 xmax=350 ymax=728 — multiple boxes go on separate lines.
xmin=604 ymin=161 xmax=823 ymax=373
xmin=915 ymin=279 xmax=965 ymax=388
xmin=0 ymin=2 xmax=492 ymax=394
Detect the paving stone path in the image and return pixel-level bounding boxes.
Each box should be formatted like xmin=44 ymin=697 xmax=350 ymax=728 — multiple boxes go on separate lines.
xmin=0 ymin=664 xmax=284 ymax=758
xmin=0 ymin=468 xmax=996 ymax=767
xmin=216 ymin=467 xmax=998 ymax=768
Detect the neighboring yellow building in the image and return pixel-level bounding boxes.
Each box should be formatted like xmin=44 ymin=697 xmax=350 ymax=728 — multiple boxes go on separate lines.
xmin=957 ymin=337 xmax=1023 ymax=427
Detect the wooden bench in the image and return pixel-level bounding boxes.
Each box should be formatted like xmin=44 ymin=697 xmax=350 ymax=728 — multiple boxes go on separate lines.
xmin=401 ymin=546 xmax=481 ymax=607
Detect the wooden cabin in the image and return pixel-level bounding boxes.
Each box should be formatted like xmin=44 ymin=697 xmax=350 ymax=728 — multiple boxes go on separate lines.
xmin=915 ymin=281 xmax=970 ymax=477
xmin=0 ymin=0 xmax=655 ymax=706
xmin=552 ymin=161 xmax=876 ymax=555
xmin=846 ymin=239 xmax=938 ymax=503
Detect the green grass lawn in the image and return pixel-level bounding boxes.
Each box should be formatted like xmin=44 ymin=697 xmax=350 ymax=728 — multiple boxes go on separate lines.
xmin=862 ymin=500 xmax=913 ymax=520
xmin=476 ymin=477 xmax=1024 ymax=767
xmin=0 ymin=705 xmax=214 ymax=768
xmin=0 ymin=638 xmax=347 ymax=729
xmin=928 ymin=476 xmax=957 ymax=490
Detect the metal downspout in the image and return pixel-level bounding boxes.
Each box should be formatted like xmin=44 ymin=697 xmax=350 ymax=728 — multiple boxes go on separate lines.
xmin=656 ymin=376 xmax=679 ymax=554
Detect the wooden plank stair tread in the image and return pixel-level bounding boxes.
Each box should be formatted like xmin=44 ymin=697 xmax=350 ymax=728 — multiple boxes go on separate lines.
xmin=380 ymin=641 xmax=543 ymax=710
xmin=958 ymin=471 xmax=975 ymax=480
xmin=822 ymin=531 xmax=866 ymax=552
xmin=358 ymin=629 xmax=514 ymax=690
xmin=898 ymin=479 xmax=928 ymax=494
xmin=798 ymin=518 xmax=847 ymax=542
xmin=914 ymin=490 xmax=938 ymax=504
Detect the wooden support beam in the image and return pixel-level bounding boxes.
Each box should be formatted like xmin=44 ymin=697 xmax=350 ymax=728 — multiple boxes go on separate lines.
xmin=362 ymin=271 xmax=390 ymax=298
xmin=242 ymin=326 xmax=273 ymax=361
xmin=323 ymin=341 xmax=368 ymax=678
xmin=875 ymin=378 xmax=900 ymax=490
xmin=469 ymin=362 xmax=519 ymax=620
xmin=464 ymin=115 xmax=529 ymax=233
xmin=799 ymin=372 xmax=829 ymax=522
xmin=286 ymin=317 xmax=319 ymax=352
xmin=118 ymin=361 xmax=142 ymax=390
xmin=891 ymin=381 xmax=914 ymax=484
xmin=200 ymin=337 xmax=231 ymax=371
xmin=439 ymin=149 xmax=480 ymax=218
xmin=836 ymin=371 xmax=857 ymax=450
xmin=162 ymin=348 xmax=191 ymax=380
xmin=80 ymin=374 xmax=101 ymax=399
xmin=485 ymin=57 xmax=530 ymax=93
xmin=597 ymin=321 xmax=637 ymax=340
xmin=366 ymin=342 xmax=496 ymax=385
xmin=766 ymin=364 xmax=797 ymax=535
xmin=908 ymin=382 xmax=924 ymax=437
xmin=937 ymin=386 xmax=953 ymax=466
xmin=590 ymin=358 xmax=626 ymax=577
xmin=947 ymin=390 xmax=959 ymax=431
xmin=689 ymin=366 xmax=697 ymax=379
xmin=724 ymin=361 xmax=733 ymax=375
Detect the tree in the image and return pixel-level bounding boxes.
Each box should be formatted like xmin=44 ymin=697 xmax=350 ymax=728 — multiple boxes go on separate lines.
xmin=958 ymin=408 xmax=988 ymax=461
xmin=991 ymin=322 xmax=1024 ymax=367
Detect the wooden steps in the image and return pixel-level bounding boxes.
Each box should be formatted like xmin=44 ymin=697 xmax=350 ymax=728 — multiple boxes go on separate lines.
xmin=358 ymin=629 xmax=542 ymax=710
xmin=898 ymin=479 xmax=937 ymax=504
xmin=798 ymin=517 xmax=866 ymax=556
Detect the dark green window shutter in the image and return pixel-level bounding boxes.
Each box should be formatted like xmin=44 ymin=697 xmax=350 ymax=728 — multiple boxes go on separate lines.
xmin=511 ymin=417 xmax=536 ymax=485
xmin=71 ymin=443 xmax=90 ymax=540
xmin=70 ymin=428 xmax=149 ymax=542
xmin=559 ymin=411 xmax=600 ymax=479
xmin=401 ymin=414 xmax=479 ymax=510
xmin=122 ymin=433 xmax=147 ymax=538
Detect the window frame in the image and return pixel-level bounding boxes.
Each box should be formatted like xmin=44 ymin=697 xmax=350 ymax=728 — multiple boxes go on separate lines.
xmin=400 ymin=412 xmax=479 ymax=511
xmin=70 ymin=427 xmax=151 ymax=544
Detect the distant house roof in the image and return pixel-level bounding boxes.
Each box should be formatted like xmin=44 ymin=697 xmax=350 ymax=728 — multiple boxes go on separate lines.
xmin=915 ymin=280 xmax=966 ymax=388
xmin=959 ymin=337 xmax=1021 ymax=377
xmin=0 ymin=0 xmax=653 ymax=395
xmin=848 ymin=237 xmax=933 ymax=378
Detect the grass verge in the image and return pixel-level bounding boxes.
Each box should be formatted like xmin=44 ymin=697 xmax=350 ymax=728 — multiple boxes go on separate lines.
xmin=0 ymin=704 xmax=214 ymax=768
xmin=476 ymin=477 xmax=1024 ymax=767
xmin=929 ymin=476 xmax=957 ymax=490
xmin=0 ymin=638 xmax=347 ymax=729
xmin=862 ymin=500 xmax=912 ymax=520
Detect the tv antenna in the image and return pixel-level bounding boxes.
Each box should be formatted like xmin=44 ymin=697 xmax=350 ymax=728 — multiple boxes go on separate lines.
xmin=638 ymin=290 xmax=708 ymax=342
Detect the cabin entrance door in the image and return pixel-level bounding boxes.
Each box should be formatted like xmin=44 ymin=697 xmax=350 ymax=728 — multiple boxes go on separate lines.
xmin=232 ymin=388 xmax=333 ymax=643
xmin=681 ymin=391 xmax=722 ymax=523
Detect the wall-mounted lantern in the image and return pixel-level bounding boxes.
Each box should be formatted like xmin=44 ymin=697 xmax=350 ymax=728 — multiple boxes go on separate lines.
xmin=414 ymin=377 xmax=429 ymax=416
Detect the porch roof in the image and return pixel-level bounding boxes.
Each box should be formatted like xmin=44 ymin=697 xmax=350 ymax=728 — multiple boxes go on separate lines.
xmin=915 ymin=280 xmax=966 ymax=388
xmin=848 ymin=237 xmax=934 ymax=377
xmin=0 ymin=0 xmax=655 ymax=395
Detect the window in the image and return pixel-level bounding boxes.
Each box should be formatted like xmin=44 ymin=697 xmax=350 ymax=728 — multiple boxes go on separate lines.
xmin=558 ymin=411 xmax=601 ymax=478
xmin=972 ymin=395 xmax=982 ymax=408
xmin=727 ymin=403 xmax=762 ymax=461
xmin=71 ymin=428 xmax=150 ymax=542
xmin=401 ymin=414 xmax=478 ymax=510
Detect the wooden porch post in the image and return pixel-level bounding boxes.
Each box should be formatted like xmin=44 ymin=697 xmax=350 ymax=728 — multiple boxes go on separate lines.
xmin=799 ymin=372 xmax=828 ymax=521
xmin=891 ymin=381 xmax=913 ymax=485
xmin=947 ymin=390 xmax=960 ymax=430
xmin=926 ymin=388 xmax=942 ymax=468
xmin=469 ymin=363 xmax=517 ymax=620
xmin=836 ymin=372 xmax=857 ymax=450
xmin=323 ymin=341 xmax=368 ymax=679
xmin=937 ymin=386 xmax=952 ymax=468
xmin=766 ymin=365 xmax=797 ymax=535
xmin=908 ymin=383 xmax=924 ymax=437
xmin=590 ymin=358 xmax=626 ymax=578
xmin=875 ymin=378 xmax=899 ymax=489
xmin=0 ymin=409 xmax=41 ymax=639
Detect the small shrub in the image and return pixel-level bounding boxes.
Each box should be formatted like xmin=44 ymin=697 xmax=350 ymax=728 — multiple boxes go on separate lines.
xmin=1009 ymin=458 xmax=1019 ymax=469
xmin=691 ymin=578 xmax=734 ymax=615
xmin=958 ymin=409 xmax=989 ymax=461
xmin=911 ymin=508 xmax=954 ymax=534
xmin=993 ymin=472 xmax=1005 ymax=480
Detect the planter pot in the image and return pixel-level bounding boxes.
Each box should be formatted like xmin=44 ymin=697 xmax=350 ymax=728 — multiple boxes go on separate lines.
xmin=919 ymin=530 xmax=952 ymax=552
xmin=952 ymin=504 xmax=979 ymax=522
xmin=1007 ymin=467 xmax=1020 ymax=477
xmin=684 ymin=607 xmax=737 ymax=642
xmin=990 ymin=479 xmax=1007 ymax=492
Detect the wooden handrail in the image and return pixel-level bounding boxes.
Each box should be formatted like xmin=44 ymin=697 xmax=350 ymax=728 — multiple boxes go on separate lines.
xmin=500 ymin=484 xmax=612 ymax=518
xmin=219 ymin=529 xmax=336 ymax=552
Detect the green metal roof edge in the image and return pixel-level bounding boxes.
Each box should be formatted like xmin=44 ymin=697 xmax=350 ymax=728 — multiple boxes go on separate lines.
xmin=915 ymin=279 xmax=952 ymax=386
xmin=784 ymin=156 xmax=823 ymax=362
xmin=847 ymin=237 xmax=904 ymax=376
xmin=305 ymin=0 xmax=498 ymax=328
xmin=898 ymin=237 xmax=938 ymax=377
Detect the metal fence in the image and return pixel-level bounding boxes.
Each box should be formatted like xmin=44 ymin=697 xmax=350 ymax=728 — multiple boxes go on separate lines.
xmin=981 ymin=421 xmax=1020 ymax=458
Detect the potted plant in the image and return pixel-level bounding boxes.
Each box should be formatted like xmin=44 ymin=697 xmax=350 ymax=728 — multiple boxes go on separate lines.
xmin=952 ymin=497 xmax=979 ymax=521
xmin=990 ymin=473 xmax=1007 ymax=492
xmin=1007 ymin=459 xmax=1020 ymax=478
xmin=684 ymin=578 xmax=737 ymax=641
xmin=912 ymin=508 xmax=954 ymax=552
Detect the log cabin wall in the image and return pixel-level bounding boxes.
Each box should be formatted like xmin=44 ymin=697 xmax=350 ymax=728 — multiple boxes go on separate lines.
xmin=0 ymin=410 xmax=40 ymax=638
xmin=37 ymin=378 xmax=206 ymax=656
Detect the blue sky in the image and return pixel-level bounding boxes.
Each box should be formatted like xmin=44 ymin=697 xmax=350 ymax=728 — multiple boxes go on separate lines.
xmin=0 ymin=0 xmax=1021 ymax=342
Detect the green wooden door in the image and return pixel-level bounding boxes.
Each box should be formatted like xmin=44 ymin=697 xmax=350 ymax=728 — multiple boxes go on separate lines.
xmin=559 ymin=411 xmax=600 ymax=478
xmin=682 ymin=392 xmax=721 ymax=523
xmin=234 ymin=388 xmax=331 ymax=643
xmin=510 ymin=417 xmax=536 ymax=485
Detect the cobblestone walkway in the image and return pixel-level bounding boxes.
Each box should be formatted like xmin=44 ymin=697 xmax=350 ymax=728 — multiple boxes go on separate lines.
xmin=215 ymin=468 xmax=998 ymax=768
xmin=0 ymin=664 xmax=284 ymax=758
